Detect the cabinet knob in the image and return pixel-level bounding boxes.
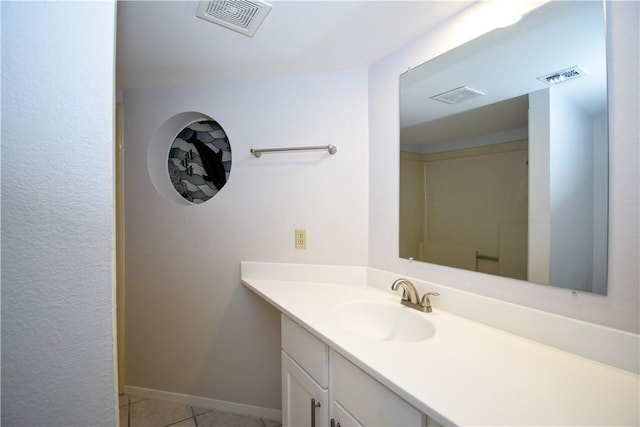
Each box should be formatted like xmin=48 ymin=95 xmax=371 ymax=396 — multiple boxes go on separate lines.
xmin=311 ymin=398 xmax=321 ymax=427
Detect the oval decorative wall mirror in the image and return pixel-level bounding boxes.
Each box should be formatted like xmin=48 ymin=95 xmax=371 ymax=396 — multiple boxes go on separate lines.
xmin=168 ymin=120 xmax=231 ymax=203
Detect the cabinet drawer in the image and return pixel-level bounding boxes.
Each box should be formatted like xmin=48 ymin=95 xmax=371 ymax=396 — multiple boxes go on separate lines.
xmin=281 ymin=315 xmax=329 ymax=387
xmin=331 ymin=351 xmax=425 ymax=426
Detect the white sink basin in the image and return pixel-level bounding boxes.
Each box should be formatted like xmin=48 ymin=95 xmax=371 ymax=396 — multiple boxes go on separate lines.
xmin=332 ymin=300 xmax=436 ymax=342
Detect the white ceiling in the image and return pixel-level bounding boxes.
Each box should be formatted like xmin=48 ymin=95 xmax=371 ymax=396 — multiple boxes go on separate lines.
xmin=116 ymin=0 xmax=473 ymax=89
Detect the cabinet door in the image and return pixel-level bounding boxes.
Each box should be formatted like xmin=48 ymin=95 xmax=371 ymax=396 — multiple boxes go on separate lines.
xmin=283 ymin=351 xmax=328 ymax=427
xmin=331 ymin=401 xmax=363 ymax=427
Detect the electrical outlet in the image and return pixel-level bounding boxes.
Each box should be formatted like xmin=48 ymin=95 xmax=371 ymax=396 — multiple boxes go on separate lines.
xmin=295 ymin=229 xmax=307 ymax=249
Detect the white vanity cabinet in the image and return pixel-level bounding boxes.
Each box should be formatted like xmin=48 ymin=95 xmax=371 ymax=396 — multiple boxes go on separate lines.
xmin=281 ymin=315 xmax=441 ymax=427
xmin=281 ymin=315 xmax=329 ymax=427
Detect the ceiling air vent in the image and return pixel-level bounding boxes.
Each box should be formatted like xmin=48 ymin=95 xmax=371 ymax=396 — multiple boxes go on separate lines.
xmin=430 ymin=86 xmax=485 ymax=104
xmin=537 ymin=66 xmax=588 ymax=85
xmin=196 ymin=0 xmax=272 ymax=37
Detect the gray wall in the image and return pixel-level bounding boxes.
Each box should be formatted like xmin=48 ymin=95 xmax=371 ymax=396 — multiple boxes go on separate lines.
xmin=122 ymin=69 xmax=370 ymax=409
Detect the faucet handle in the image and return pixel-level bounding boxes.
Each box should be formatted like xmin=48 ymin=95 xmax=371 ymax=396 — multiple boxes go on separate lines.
xmin=420 ymin=292 xmax=440 ymax=313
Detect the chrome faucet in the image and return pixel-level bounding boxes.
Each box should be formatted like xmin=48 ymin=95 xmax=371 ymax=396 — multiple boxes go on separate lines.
xmin=391 ymin=278 xmax=439 ymax=313
xmin=391 ymin=278 xmax=419 ymax=305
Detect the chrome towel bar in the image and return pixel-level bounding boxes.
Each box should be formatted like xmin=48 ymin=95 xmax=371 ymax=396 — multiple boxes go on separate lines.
xmin=250 ymin=144 xmax=337 ymax=158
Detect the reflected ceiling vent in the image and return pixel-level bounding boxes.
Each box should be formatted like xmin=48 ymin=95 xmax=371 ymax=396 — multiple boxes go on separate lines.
xmin=537 ymin=66 xmax=588 ymax=85
xmin=196 ymin=0 xmax=272 ymax=37
xmin=430 ymin=86 xmax=485 ymax=104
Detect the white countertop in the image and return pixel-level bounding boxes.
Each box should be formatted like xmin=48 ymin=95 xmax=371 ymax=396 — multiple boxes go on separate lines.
xmin=241 ymin=267 xmax=639 ymax=426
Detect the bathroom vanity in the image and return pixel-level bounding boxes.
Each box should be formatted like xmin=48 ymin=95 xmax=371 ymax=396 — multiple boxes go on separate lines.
xmin=281 ymin=315 xmax=432 ymax=427
xmin=241 ymin=261 xmax=639 ymax=426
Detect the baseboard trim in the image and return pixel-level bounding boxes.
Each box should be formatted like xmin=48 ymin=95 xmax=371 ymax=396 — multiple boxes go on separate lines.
xmin=122 ymin=385 xmax=282 ymax=422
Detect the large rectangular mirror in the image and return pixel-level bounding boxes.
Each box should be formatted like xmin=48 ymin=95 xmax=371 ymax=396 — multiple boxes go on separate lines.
xmin=399 ymin=1 xmax=608 ymax=294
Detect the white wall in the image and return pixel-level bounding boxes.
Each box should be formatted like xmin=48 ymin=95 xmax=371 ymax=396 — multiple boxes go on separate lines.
xmin=122 ymin=68 xmax=369 ymax=409
xmin=1 ymin=2 xmax=117 ymax=425
xmin=368 ymin=1 xmax=639 ymax=333
xmin=528 ymin=89 xmax=552 ymax=284
xmin=549 ymin=91 xmax=595 ymax=291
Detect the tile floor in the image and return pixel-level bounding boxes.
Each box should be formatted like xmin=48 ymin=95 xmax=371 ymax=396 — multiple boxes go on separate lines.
xmin=119 ymin=394 xmax=282 ymax=427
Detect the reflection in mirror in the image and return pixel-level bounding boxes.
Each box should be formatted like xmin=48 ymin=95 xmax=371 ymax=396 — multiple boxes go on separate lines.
xmin=399 ymin=1 xmax=608 ymax=294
